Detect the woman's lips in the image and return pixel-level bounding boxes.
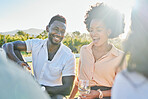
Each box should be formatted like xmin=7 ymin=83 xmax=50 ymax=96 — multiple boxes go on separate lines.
xmin=93 ymin=38 xmax=100 ymax=43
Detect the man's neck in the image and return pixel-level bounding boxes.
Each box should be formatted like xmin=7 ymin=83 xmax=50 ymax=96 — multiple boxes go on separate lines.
xmin=47 ymin=40 xmax=61 ymax=53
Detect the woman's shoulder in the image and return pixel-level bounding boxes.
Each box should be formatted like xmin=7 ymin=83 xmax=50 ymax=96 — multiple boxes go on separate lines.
xmin=111 ymin=45 xmax=125 ymax=57
xmin=115 ymin=70 xmax=128 ymax=81
xmin=80 ymin=43 xmax=93 ymax=50
xmin=116 ymin=69 xmax=148 ymax=86
xmin=81 ymin=45 xmax=88 ymax=49
xmin=123 ymin=70 xmax=148 ymax=83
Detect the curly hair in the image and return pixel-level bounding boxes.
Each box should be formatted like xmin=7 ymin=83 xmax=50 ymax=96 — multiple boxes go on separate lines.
xmin=48 ymin=14 xmax=66 ymax=27
xmin=84 ymin=3 xmax=125 ymax=38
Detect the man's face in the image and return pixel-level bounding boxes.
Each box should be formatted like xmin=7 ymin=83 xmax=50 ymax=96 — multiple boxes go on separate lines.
xmin=48 ymin=21 xmax=66 ymax=45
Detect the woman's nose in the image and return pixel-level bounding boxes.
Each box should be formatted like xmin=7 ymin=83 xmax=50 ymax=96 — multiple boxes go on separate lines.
xmin=91 ymin=31 xmax=97 ymax=36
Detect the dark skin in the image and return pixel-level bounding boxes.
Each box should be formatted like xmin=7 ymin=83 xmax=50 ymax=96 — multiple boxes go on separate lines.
xmin=43 ymin=76 xmax=75 ymax=96
xmin=3 ymin=41 xmax=31 ymax=70
xmin=3 ymin=20 xmax=75 ymax=96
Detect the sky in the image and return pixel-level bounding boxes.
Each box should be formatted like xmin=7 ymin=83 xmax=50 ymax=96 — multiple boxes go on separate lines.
xmin=0 ymin=0 xmax=135 ymax=36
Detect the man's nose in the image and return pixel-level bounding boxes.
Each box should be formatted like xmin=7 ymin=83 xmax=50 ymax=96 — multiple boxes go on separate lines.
xmin=57 ymin=32 xmax=62 ymax=36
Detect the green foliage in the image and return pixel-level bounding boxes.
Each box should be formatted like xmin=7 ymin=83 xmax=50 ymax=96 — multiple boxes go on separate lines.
xmin=0 ymin=30 xmax=123 ymax=53
xmin=109 ymin=37 xmax=123 ymax=50
xmin=63 ymin=31 xmax=92 ymax=53
xmin=17 ymin=31 xmax=26 ymax=36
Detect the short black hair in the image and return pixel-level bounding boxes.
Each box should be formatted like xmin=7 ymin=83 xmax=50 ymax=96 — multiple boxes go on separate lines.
xmin=84 ymin=3 xmax=125 ymax=38
xmin=48 ymin=14 xmax=66 ymax=27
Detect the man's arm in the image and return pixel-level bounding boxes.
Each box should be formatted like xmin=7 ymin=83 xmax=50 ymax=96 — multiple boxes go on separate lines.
xmin=2 ymin=41 xmax=31 ymax=69
xmin=44 ymin=76 xmax=75 ymax=96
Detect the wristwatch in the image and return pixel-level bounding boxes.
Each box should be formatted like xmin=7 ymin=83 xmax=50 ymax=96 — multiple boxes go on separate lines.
xmin=97 ymin=89 xmax=103 ymax=99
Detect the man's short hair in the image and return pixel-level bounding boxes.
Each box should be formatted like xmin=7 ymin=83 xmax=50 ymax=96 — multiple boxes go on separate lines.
xmin=48 ymin=15 xmax=66 ymax=27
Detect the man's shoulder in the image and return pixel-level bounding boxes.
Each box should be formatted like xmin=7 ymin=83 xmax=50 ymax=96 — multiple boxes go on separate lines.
xmin=61 ymin=44 xmax=74 ymax=57
xmin=25 ymin=39 xmax=46 ymax=45
xmin=26 ymin=38 xmax=44 ymax=43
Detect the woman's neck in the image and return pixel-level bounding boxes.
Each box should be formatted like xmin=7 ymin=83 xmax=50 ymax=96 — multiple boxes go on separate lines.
xmin=93 ymin=41 xmax=111 ymax=53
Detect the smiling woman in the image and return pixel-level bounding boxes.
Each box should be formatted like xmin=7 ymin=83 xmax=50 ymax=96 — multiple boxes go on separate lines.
xmin=69 ymin=3 xmax=126 ymax=99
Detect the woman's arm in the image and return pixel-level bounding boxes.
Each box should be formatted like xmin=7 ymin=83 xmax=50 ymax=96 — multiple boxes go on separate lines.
xmin=80 ymin=89 xmax=111 ymax=99
xmin=69 ymin=84 xmax=78 ymax=98
xmin=69 ymin=59 xmax=81 ymax=98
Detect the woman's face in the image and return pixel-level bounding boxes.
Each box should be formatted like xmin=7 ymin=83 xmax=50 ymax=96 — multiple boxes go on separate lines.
xmin=89 ymin=19 xmax=111 ymax=46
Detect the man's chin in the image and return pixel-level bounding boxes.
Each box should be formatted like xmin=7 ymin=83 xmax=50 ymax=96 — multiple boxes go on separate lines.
xmin=51 ymin=41 xmax=60 ymax=45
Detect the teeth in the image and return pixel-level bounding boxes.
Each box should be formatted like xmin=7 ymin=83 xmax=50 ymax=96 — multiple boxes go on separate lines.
xmin=54 ymin=36 xmax=60 ymax=41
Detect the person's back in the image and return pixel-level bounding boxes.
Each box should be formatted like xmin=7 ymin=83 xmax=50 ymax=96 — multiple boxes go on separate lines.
xmin=0 ymin=48 xmax=50 ymax=99
xmin=112 ymin=0 xmax=148 ymax=98
xmin=112 ymin=69 xmax=148 ymax=99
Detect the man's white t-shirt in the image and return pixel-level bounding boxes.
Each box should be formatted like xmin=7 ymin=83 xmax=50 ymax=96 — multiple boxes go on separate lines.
xmin=25 ymin=39 xmax=75 ymax=86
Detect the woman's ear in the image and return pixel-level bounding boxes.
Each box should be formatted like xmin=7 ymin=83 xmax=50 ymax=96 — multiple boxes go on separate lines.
xmin=46 ymin=25 xmax=49 ymax=32
xmin=107 ymin=29 xmax=111 ymax=36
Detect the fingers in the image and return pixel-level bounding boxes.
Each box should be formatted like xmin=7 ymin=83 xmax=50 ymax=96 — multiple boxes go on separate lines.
xmin=24 ymin=62 xmax=31 ymax=70
xmin=79 ymin=96 xmax=92 ymax=99
xmin=27 ymin=65 xmax=31 ymax=70
xmin=81 ymin=93 xmax=91 ymax=97
xmin=17 ymin=61 xmax=31 ymax=70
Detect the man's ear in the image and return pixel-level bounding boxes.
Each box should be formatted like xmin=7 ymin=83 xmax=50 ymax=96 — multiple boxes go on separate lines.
xmin=46 ymin=25 xmax=49 ymax=32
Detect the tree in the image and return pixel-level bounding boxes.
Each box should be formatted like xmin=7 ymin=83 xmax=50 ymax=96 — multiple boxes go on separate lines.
xmin=17 ymin=31 xmax=26 ymax=36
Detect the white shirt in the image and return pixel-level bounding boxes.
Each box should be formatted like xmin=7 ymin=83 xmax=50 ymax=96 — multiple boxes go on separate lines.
xmin=112 ymin=69 xmax=148 ymax=99
xmin=25 ymin=39 xmax=75 ymax=86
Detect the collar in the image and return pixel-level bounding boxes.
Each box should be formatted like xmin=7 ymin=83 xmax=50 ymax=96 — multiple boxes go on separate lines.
xmin=42 ymin=39 xmax=48 ymax=49
xmin=86 ymin=42 xmax=119 ymax=57
xmin=41 ymin=39 xmax=63 ymax=53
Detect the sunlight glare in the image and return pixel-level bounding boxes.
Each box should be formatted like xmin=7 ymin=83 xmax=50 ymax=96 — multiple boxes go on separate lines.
xmin=103 ymin=0 xmax=135 ymax=39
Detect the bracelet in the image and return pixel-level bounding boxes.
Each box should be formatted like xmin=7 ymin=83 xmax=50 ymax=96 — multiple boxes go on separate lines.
xmin=97 ymin=89 xmax=103 ymax=99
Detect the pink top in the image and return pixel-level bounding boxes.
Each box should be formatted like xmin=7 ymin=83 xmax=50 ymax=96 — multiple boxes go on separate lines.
xmin=76 ymin=43 xmax=126 ymax=87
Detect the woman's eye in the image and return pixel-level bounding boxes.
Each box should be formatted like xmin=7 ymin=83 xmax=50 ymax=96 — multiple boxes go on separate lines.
xmin=97 ymin=30 xmax=102 ymax=32
xmin=89 ymin=29 xmax=93 ymax=32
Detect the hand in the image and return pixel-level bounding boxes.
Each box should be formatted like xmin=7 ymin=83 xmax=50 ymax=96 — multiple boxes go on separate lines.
xmin=80 ymin=90 xmax=99 ymax=99
xmin=17 ymin=61 xmax=31 ymax=70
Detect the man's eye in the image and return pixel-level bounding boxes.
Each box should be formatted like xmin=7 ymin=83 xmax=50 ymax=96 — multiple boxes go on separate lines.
xmin=54 ymin=29 xmax=59 ymax=32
